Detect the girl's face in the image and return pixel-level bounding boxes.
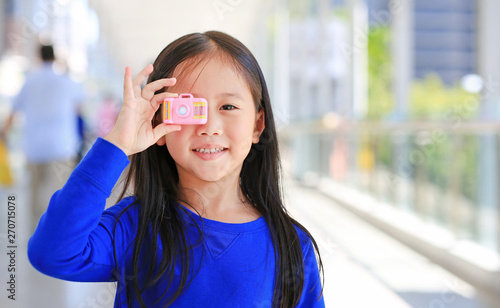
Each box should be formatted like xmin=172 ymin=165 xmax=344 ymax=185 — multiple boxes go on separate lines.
xmin=159 ymin=57 xmax=265 ymax=185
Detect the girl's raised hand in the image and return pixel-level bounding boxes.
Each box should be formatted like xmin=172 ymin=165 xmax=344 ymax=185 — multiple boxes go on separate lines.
xmin=104 ymin=64 xmax=181 ymax=156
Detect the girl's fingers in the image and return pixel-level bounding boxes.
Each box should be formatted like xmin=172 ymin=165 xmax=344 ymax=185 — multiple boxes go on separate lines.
xmin=153 ymin=124 xmax=181 ymax=143
xmin=123 ymin=67 xmax=133 ymax=102
xmin=132 ymin=64 xmax=154 ymax=97
xmin=150 ymin=92 xmax=179 ymax=109
xmin=141 ymin=78 xmax=177 ymax=101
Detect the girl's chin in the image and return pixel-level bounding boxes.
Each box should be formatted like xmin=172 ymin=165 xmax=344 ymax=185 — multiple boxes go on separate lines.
xmin=176 ymin=163 xmax=242 ymax=185
xmin=196 ymin=174 xmax=233 ymax=184
xmin=186 ymin=170 xmax=239 ymax=185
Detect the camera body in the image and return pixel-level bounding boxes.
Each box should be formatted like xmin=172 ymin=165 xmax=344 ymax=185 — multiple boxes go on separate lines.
xmin=162 ymin=93 xmax=207 ymax=125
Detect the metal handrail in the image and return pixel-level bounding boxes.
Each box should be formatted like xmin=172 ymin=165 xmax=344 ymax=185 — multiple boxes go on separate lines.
xmin=280 ymin=118 xmax=500 ymax=255
xmin=280 ymin=120 xmax=500 ymax=135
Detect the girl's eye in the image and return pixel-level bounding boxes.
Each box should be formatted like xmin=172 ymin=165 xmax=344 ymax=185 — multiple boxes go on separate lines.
xmin=220 ymin=104 xmax=237 ymax=111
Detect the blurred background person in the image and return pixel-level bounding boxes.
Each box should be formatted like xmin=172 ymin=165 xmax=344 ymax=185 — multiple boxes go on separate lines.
xmin=1 ymin=44 xmax=85 ymax=228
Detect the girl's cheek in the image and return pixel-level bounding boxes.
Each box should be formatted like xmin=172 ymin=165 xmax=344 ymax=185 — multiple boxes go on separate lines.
xmin=165 ymin=133 xmax=179 ymax=147
xmin=233 ymin=136 xmax=254 ymax=153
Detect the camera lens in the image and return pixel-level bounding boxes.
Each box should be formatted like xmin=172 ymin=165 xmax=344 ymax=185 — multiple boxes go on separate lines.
xmin=178 ymin=105 xmax=188 ymax=116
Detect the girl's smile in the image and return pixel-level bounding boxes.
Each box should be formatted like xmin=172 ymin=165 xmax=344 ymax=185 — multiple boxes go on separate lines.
xmin=191 ymin=144 xmax=228 ymax=160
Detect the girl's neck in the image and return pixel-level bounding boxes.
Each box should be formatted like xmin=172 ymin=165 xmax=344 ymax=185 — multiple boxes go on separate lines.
xmin=177 ymin=176 xmax=260 ymax=223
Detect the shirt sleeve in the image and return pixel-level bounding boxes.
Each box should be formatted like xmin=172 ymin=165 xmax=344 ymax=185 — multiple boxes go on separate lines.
xmin=12 ymin=76 xmax=30 ymax=112
xmin=27 ymin=138 xmax=135 ymax=282
xmin=296 ymin=239 xmax=325 ymax=307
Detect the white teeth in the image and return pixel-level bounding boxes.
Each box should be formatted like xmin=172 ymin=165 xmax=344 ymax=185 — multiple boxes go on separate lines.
xmin=194 ymin=147 xmax=224 ymax=153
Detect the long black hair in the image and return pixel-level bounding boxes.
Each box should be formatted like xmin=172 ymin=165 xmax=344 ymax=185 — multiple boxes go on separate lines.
xmin=115 ymin=31 xmax=323 ymax=307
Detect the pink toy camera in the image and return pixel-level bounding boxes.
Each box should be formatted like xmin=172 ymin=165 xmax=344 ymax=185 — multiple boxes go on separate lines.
xmin=162 ymin=93 xmax=207 ymax=125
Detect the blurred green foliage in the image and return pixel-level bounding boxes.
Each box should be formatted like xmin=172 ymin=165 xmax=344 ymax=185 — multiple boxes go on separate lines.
xmin=367 ymin=26 xmax=479 ymax=120
xmin=410 ymin=74 xmax=479 ymax=120
xmin=367 ymin=26 xmax=393 ymax=119
xmin=366 ymin=25 xmax=480 ymax=208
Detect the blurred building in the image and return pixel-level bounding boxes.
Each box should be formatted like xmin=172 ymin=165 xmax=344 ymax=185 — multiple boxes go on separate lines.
xmin=369 ymin=0 xmax=477 ymax=86
xmin=277 ymin=0 xmax=500 ymax=304
xmin=0 ymin=0 xmax=99 ymax=77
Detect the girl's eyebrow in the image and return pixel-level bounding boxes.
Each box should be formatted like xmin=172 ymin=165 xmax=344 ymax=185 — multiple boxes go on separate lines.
xmin=215 ymin=92 xmax=244 ymax=100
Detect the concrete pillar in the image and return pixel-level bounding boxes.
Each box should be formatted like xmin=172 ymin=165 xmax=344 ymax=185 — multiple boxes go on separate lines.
xmin=273 ymin=0 xmax=290 ymax=127
xmin=391 ymin=0 xmax=413 ymax=119
xmin=318 ymin=0 xmax=330 ymax=116
xmin=477 ymin=0 xmax=500 ymax=118
xmin=348 ymin=0 xmax=368 ymax=120
xmin=475 ymin=0 xmax=499 ymax=251
xmin=389 ymin=0 xmax=413 ymax=212
xmin=0 ymin=0 xmax=5 ymax=58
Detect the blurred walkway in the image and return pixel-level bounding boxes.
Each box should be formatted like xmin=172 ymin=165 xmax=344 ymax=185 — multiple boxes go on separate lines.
xmin=284 ymin=181 xmax=495 ymax=308
xmin=0 ymin=173 xmax=496 ymax=307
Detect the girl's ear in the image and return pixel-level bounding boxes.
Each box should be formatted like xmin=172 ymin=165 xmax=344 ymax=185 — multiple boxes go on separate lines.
xmin=252 ymin=109 xmax=265 ymax=144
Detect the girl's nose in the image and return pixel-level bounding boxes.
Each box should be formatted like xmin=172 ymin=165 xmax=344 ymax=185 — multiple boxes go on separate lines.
xmin=196 ymin=109 xmax=222 ymax=136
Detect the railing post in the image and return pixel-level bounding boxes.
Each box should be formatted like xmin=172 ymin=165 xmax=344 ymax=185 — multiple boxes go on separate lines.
xmin=478 ymin=134 xmax=499 ymax=251
xmin=447 ymin=134 xmax=462 ymax=237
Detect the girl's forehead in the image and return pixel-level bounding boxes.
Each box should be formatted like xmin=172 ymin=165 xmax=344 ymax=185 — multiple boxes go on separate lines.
xmin=171 ymin=56 xmax=248 ymax=92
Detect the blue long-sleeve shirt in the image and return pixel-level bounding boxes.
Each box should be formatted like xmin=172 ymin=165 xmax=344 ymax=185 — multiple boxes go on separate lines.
xmin=28 ymin=138 xmax=324 ymax=307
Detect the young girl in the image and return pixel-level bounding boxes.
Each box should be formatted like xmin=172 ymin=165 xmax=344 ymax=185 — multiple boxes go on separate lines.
xmin=28 ymin=31 xmax=324 ymax=307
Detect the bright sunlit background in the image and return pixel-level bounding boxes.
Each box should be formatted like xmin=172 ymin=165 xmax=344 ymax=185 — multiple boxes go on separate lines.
xmin=0 ymin=0 xmax=499 ymax=308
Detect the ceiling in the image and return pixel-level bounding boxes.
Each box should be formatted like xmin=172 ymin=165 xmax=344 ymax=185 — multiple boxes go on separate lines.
xmin=88 ymin=0 xmax=273 ymax=74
